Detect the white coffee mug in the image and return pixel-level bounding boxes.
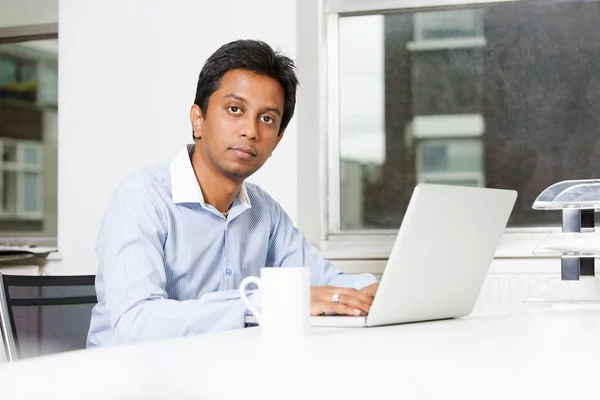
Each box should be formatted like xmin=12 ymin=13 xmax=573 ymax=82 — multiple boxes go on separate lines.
xmin=239 ymin=267 xmax=310 ymax=338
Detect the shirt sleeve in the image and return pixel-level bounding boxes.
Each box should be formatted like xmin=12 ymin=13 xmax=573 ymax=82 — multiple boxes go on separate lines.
xmin=95 ymin=185 xmax=261 ymax=345
xmin=263 ymin=192 xmax=377 ymax=289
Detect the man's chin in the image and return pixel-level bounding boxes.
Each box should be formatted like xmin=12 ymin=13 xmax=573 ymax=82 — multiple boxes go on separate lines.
xmin=222 ymin=167 xmax=255 ymax=180
xmin=217 ymin=160 xmax=262 ymax=181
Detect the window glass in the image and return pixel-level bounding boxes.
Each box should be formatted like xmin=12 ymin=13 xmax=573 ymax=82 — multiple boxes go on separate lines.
xmin=0 ymin=39 xmax=57 ymax=235
xmin=338 ymin=0 xmax=599 ymax=229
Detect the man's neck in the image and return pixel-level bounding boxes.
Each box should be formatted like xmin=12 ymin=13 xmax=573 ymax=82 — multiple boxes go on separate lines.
xmin=191 ymin=146 xmax=241 ymax=214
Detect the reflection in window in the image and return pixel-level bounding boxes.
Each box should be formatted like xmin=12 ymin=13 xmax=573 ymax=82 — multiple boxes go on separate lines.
xmin=414 ymin=10 xmax=484 ymax=41
xmin=0 ymin=1 xmax=58 ymax=28
xmin=0 ymin=40 xmax=57 ymax=234
xmin=0 ymin=56 xmax=38 ymax=102
xmin=417 ymin=139 xmax=484 ymax=187
xmin=421 ymin=144 xmax=448 ymax=172
xmin=0 ymin=140 xmax=44 ymax=218
xmin=23 ymin=172 xmax=41 ymax=213
xmin=338 ymin=0 xmax=600 ymax=230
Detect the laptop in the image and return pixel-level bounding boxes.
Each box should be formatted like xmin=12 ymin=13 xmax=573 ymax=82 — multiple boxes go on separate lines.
xmin=246 ymin=183 xmax=517 ymax=328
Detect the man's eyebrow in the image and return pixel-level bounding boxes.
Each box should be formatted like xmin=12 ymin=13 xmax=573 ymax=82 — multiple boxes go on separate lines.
xmin=262 ymin=106 xmax=282 ymax=116
xmin=223 ymin=93 xmax=248 ymax=103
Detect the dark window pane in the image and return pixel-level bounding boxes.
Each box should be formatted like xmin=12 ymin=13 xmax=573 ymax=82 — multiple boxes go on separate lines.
xmin=338 ymin=0 xmax=598 ymax=230
xmin=412 ymin=49 xmax=484 ymax=115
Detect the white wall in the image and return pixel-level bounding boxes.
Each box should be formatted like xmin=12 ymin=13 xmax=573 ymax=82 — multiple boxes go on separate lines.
xmin=55 ymin=0 xmax=298 ymax=274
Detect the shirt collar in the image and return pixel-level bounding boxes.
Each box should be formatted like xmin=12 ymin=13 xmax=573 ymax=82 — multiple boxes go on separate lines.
xmin=170 ymin=144 xmax=251 ymax=208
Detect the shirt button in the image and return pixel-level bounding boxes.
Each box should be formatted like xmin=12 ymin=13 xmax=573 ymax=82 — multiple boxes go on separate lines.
xmin=226 ymin=269 xmax=232 ymax=276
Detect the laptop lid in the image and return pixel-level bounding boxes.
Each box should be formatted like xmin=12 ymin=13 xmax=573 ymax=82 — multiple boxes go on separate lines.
xmin=366 ymin=184 xmax=517 ymax=327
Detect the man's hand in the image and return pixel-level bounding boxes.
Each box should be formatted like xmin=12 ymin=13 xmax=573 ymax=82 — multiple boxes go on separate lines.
xmin=360 ymin=282 xmax=379 ymax=298
xmin=311 ymin=285 xmax=377 ymax=316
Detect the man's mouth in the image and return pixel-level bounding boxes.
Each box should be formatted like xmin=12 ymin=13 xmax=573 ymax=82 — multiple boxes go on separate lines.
xmin=230 ymin=147 xmax=257 ymax=160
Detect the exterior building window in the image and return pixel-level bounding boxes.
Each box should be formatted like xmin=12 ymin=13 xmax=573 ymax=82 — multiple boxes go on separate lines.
xmin=0 ymin=0 xmax=58 ymax=241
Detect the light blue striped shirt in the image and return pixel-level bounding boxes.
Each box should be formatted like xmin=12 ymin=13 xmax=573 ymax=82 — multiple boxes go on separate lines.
xmin=87 ymin=145 xmax=376 ymax=347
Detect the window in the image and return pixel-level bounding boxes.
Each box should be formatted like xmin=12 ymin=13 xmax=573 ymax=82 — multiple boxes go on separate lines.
xmin=417 ymin=139 xmax=484 ymax=187
xmin=0 ymin=139 xmax=44 ymax=219
xmin=414 ymin=9 xmax=484 ymax=41
xmin=325 ymin=0 xmax=600 ymax=255
xmin=0 ymin=1 xmax=58 ymax=243
xmin=413 ymin=115 xmax=485 ymax=187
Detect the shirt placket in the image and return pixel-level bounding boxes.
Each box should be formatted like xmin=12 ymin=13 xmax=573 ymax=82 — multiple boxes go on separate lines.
xmin=222 ymin=219 xmax=233 ymax=290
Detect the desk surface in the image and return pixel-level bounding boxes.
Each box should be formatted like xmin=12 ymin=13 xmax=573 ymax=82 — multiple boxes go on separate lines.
xmin=1 ymin=308 xmax=600 ymax=399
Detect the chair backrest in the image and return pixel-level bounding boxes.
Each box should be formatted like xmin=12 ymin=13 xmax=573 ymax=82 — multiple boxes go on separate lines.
xmin=0 ymin=273 xmax=97 ymax=362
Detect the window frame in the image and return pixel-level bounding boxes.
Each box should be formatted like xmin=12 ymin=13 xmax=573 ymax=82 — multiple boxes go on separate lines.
xmin=413 ymin=9 xmax=484 ymax=41
xmin=0 ymin=23 xmax=58 ymax=245
xmin=0 ymin=139 xmax=44 ymax=220
xmin=320 ymin=0 xmax=565 ymax=260
xmin=0 ymin=24 xmax=58 ymax=45
xmin=415 ymin=139 xmax=485 ymax=187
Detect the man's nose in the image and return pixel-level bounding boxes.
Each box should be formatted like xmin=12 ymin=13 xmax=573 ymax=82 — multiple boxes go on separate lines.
xmin=240 ymin=116 xmax=258 ymax=140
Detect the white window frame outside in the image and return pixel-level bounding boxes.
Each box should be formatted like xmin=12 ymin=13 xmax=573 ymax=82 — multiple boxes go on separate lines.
xmin=413 ymin=8 xmax=484 ymax=41
xmin=320 ymin=0 xmax=565 ymax=260
xmin=415 ymin=139 xmax=485 ymax=188
xmin=413 ymin=114 xmax=486 ymax=188
xmin=0 ymin=139 xmax=44 ymax=220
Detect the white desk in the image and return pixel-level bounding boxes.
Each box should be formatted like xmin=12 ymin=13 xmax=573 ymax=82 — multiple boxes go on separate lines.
xmin=1 ymin=308 xmax=600 ymax=399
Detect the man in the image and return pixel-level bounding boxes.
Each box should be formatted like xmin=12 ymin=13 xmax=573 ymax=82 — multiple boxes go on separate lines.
xmin=87 ymin=39 xmax=378 ymax=347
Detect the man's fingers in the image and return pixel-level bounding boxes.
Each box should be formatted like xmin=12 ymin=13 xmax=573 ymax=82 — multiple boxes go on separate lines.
xmin=332 ymin=302 xmax=365 ymax=316
xmin=336 ymin=287 xmax=375 ymax=306
xmin=337 ymin=293 xmax=371 ymax=314
xmin=313 ymin=301 xmax=364 ymax=316
xmin=310 ymin=286 xmax=374 ymax=316
xmin=317 ymin=287 xmax=373 ymax=313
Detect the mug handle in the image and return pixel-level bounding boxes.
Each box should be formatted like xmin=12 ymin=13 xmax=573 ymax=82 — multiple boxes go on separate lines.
xmin=239 ymin=276 xmax=262 ymax=324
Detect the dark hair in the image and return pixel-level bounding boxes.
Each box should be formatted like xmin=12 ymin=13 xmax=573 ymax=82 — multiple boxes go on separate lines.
xmin=193 ymin=39 xmax=299 ymax=140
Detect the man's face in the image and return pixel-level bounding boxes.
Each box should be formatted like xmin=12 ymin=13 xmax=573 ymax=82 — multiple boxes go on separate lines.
xmin=191 ymin=68 xmax=285 ymax=181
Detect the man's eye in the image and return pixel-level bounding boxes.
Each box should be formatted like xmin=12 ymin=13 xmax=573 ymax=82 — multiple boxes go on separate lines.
xmin=229 ymin=106 xmax=241 ymax=114
xmin=261 ymin=116 xmax=274 ymax=123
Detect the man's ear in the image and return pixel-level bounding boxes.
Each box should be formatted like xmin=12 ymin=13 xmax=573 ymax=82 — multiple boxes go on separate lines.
xmin=190 ymin=105 xmax=204 ymax=140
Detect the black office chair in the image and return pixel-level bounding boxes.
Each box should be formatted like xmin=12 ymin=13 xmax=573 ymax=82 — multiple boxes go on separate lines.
xmin=0 ymin=273 xmax=97 ymax=362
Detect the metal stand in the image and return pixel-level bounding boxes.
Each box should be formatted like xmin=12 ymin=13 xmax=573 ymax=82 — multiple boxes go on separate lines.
xmin=561 ymin=209 xmax=595 ymax=280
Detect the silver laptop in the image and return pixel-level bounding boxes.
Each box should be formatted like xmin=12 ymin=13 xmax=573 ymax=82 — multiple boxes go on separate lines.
xmin=246 ymin=184 xmax=517 ymax=328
